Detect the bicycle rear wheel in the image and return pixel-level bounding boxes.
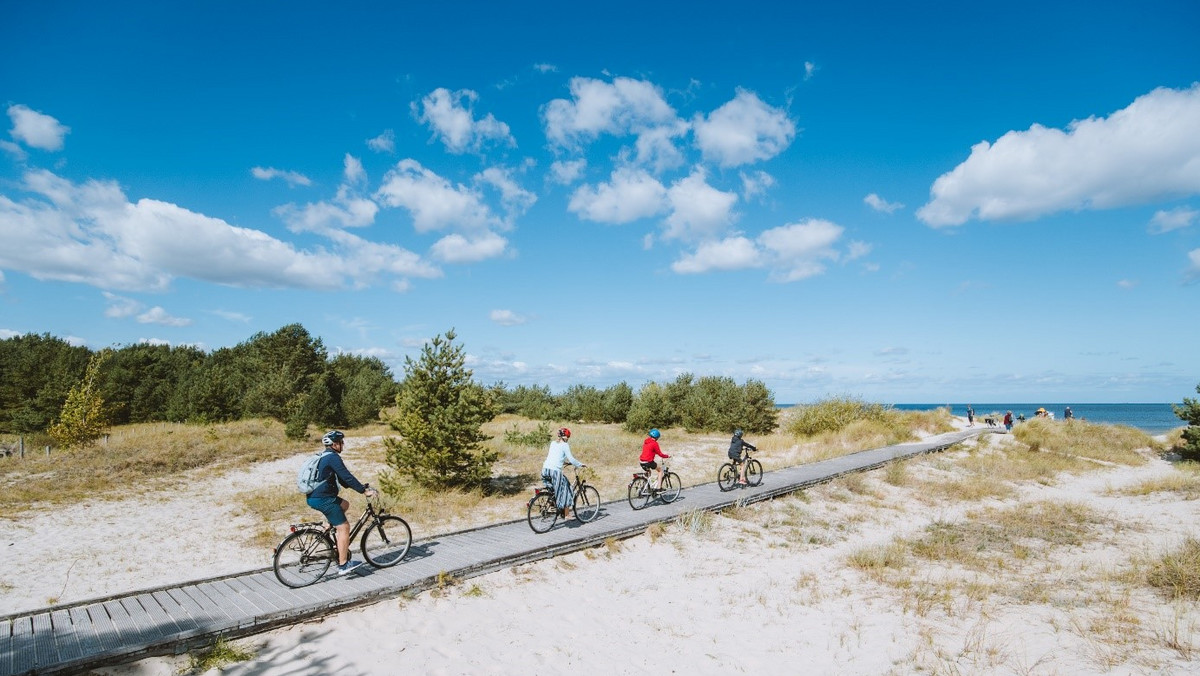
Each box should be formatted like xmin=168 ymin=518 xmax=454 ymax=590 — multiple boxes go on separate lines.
xmin=746 ymin=459 xmax=763 ymax=486
xmin=528 ymin=493 xmax=558 ymax=533
xmin=361 ymin=515 xmax=412 ymax=567
xmin=627 ymin=476 xmax=650 ymax=510
xmin=574 ymin=485 xmax=601 ymax=522
xmin=273 ymin=528 xmax=334 ymax=588
xmin=717 ymin=463 xmax=737 ymax=492
xmin=660 ymin=472 xmax=681 ymax=503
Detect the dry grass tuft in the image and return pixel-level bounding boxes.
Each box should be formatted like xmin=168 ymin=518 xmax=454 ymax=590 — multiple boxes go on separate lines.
xmin=1013 ymin=418 xmax=1154 ymax=466
xmin=1111 ymin=462 xmax=1200 ymax=500
xmin=1144 ymin=538 xmax=1200 ymax=601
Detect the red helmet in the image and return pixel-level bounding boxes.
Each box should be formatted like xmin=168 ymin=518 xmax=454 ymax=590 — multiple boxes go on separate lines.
xmin=558 ymin=427 xmax=571 ymax=439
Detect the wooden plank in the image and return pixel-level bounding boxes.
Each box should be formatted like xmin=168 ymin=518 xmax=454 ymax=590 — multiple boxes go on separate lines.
xmin=8 ymin=616 xmax=34 ymax=676
xmin=30 ymin=613 xmax=57 ymax=672
xmin=66 ymin=607 xmax=103 ymax=661
xmin=0 ymin=618 xmax=12 ymax=676
xmin=85 ymin=604 xmax=123 ymax=655
xmin=151 ymin=590 xmax=199 ymax=635
xmin=192 ymin=581 xmax=250 ymax=626
xmin=207 ymin=579 xmax=260 ymax=628
xmin=222 ymin=576 xmax=285 ymax=617
xmin=165 ymin=588 xmax=216 ymax=632
xmin=49 ymin=609 xmax=83 ymax=664
xmin=242 ymin=573 xmax=294 ymax=613
xmin=128 ymin=593 xmax=181 ymax=637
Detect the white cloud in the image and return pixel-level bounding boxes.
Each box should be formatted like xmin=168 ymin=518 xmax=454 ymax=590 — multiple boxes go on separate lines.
xmin=251 ymin=166 xmax=312 ymax=187
xmin=758 ymin=218 xmax=843 ymax=281
xmin=1188 ymin=249 xmax=1200 ymax=283
xmin=212 ymin=309 xmax=252 ymax=322
xmin=542 ymin=76 xmax=684 ymax=160
xmin=0 ymin=329 xmax=19 ymax=339
xmin=1150 ymin=206 xmax=1197 ymax=233
xmin=376 ymin=159 xmax=500 ymax=232
xmin=692 ymin=89 xmax=795 ymax=168
xmin=549 ymin=159 xmax=587 ymax=185
xmin=568 ymin=167 xmax=667 ymax=224
xmin=367 ymin=129 xmax=395 ymax=153
xmin=1117 ymin=279 xmax=1138 ymax=289
xmin=274 ymin=154 xmax=376 ymax=233
xmin=413 ymin=88 xmax=515 ymax=154
xmin=534 ymin=63 xmax=557 ymax=74
xmin=671 ymin=236 xmax=760 ymax=274
xmin=137 ymin=338 xmax=172 ymax=346
xmin=663 ymin=167 xmax=738 ymax=241
xmin=0 ymin=139 xmax=27 ymax=161
xmin=864 ymin=193 xmax=904 ymax=214
xmin=918 ymin=84 xmax=1200 ymax=227
xmin=804 ymin=62 xmax=817 ymax=80
xmin=0 ymin=168 xmax=436 ymax=292
xmin=846 ymin=240 xmax=872 ymax=260
xmin=476 ymin=167 xmax=537 ymax=221
xmin=103 ymin=291 xmax=142 ymax=318
xmin=7 ymin=104 xmax=70 ymax=151
xmin=137 ymin=306 xmax=192 ymax=326
xmin=741 ymin=170 xmax=776 ymax=200
xmin=490 ymin=309 xmax=529 ymax=326
xmin=430 ymin=231 xmax=508 ymax=263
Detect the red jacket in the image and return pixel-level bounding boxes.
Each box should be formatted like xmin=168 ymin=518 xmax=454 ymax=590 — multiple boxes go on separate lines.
xmin=640 ymin=438 xmax=668 ymax=462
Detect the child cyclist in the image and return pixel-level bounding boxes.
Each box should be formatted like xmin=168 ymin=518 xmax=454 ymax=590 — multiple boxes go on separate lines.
xmin=640 ymin=428 xmax=670 ymax=490
xmin=729 ymin=429 xmax=757 ymax=485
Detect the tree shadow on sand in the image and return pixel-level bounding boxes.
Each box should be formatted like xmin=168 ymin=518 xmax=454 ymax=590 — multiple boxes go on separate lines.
xmin=484 ymin=472 xmax=539 ymax=497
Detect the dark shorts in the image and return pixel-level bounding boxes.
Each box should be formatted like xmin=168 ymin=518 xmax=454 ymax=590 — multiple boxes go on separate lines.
xmin=640 ymin=460 xmax=658 ymax=471
xmin=307 ymin=495 xmax=348 ymax=527
xmin=728 ymin=450 xmax=743 ymax=461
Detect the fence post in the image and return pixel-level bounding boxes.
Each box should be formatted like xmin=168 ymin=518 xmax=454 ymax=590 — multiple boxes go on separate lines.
xmin=45 ymin=445 xmax=50 ymax=457
xmin=19 ymin=435 xmax=24 ymax=459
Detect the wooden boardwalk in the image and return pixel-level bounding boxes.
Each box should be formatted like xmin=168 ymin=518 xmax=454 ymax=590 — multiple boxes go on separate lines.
xmin=0 ymin=428 xmax=986 ymax=675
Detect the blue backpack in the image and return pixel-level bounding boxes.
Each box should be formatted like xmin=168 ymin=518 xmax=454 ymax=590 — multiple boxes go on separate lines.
xmin=296 ymin=449 xmax=333 ymax=494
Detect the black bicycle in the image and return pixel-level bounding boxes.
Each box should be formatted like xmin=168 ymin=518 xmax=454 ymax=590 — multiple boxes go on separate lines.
xmin=717 ymin=450 xmax=763 ymax=491
xmin=273 ymin=492 xmax=412 ymax=588
xmin=627 ymin=463 xmax=681 ymax=510
xmin=527 ymin=466 xmax=601 ymax=533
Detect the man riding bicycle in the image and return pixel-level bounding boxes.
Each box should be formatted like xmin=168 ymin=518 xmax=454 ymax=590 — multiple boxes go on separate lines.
xmin=542 ymin=427 xmax=585 ymax=518
xmin=640 ymin=428 xmax=670 ymax=490
xmin=728 ymin=429 xmax=757 ymax=486
xmin=306 ymin=430 xmax=377 ymax=576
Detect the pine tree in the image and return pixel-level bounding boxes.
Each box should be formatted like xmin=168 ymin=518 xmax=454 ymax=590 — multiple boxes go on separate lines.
xmin=48 ymin=350 xmax=111 ymax=449
xmin=1174 ymin=383 xmax=1200 ymax=459
xmin=382 ymin=330 xmax=497 ymax=489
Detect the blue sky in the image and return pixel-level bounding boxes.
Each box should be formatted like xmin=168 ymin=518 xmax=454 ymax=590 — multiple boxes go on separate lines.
xmin=2 ymin=1 xmax=1198 ymax=404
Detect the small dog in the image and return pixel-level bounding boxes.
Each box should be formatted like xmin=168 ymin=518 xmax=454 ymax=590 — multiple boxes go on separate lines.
xmin=983 ymin=417 xmax=997 ymax=428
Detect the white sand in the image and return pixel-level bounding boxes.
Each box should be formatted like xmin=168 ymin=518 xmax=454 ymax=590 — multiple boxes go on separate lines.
xmin=7 ymin=424 xmax=1200 ymax=675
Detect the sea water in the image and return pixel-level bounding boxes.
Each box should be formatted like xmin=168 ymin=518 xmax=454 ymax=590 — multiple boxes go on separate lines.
xmin=890 ymin=403 xmax=1183 ymax=435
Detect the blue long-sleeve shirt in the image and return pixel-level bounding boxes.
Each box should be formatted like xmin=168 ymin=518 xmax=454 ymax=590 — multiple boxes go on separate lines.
xmin=307 ymin=450 xmax=368 ymax=499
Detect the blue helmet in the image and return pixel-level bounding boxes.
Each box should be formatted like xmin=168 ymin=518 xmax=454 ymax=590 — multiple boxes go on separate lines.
xmin=648 ymin=428 xmax=660 ymax=439
xmin=733 ymin=429 xmax=743 ymax=438
xmin=322 ymin=430 xmax=345 ymax=446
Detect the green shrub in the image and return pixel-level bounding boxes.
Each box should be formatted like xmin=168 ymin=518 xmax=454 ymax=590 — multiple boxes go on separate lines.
xmin=503 ymin=422 xmax=552 ymax=447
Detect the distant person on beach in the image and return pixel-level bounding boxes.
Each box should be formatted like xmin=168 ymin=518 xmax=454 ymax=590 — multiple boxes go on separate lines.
xmin=1003 ymin=411 xmax=1013 ymax=431
xmin=639 ymin=428 xmax=670 ymax=489
xmin=306 ymin=430 xmax=377 ymax=576
xmin=967 ymin=405 xmax=975 ymax=427
xmin=1064 ymin=406 xmax=1074 ymax=420
xmin=729 ymin=429 xmax=758 ymax=485
xmin=1018 ymin=413 xmax=1026 ymax=423
xmin=543 ymin=427 xmax=584 ymax=518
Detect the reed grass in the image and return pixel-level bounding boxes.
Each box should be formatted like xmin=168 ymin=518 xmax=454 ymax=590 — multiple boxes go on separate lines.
xmin=1013 ymin=418 xmax=1154 ymax=466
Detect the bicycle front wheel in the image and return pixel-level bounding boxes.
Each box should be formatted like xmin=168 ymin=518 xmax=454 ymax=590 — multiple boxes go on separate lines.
xmin=574 ymin=485 xmax=601 ymax=522
xmin=273 ymin=528 xmax=334 ymax=588
xmin=361 ymin=515 xmax=412 ymax=568
xmin=660 ymin=472 xmax=681 ymax=503
xmin=746 ymin=459 xmax=763 ymax=486
xmin=627 ymin=477 xmax=650 ymax=510
xmin=717 ymin=463 xmax=737 ymax=492
xmin=528 ymin=493 xmax=558 ymax=534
